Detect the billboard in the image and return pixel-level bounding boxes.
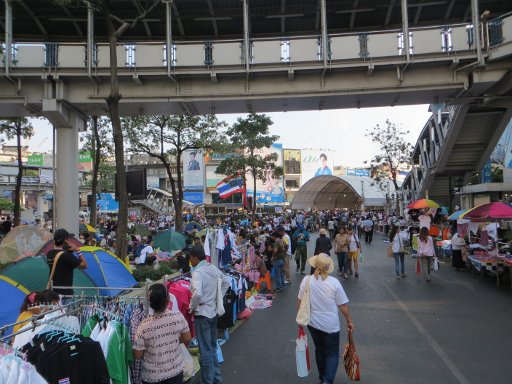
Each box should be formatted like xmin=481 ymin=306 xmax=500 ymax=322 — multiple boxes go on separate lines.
xmin=283 ymin=149 xmax=301 ymax=175
xmin=246 ymin=143 xmax=285 ymax=204
xmin=183 ymin=149 xmax=205 ymax=191
xmin=27 ymin=154 xmax=44 ymax=166
xmin=206 ymin=165 xmax=225 ymax=193
xmin=184 ymin=191 xmax=204 ymax=204
xmin=301 ymin=149 xmax=335 ymax=185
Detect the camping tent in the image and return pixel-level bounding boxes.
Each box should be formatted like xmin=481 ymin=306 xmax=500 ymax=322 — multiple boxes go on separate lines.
xmin=153 ymin=230 xmax=187 ymax=252
xmin=0 ymin=275 xmax=30 ymax=335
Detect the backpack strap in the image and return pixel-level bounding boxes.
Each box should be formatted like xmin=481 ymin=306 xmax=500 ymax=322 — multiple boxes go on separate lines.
xmin=47 ymin=251 xmax=64 ymax=289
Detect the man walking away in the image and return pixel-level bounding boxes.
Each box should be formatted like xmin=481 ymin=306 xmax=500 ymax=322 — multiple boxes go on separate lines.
xmin=293 ymin=225 xmax=310 ymax=275
xmin=47 ymin=229 xmax=88 ymax=296
xmin=189 ymin=245 xmax=229 ymax=384
xmin=362 ymin=217 xmax=374 ymax=245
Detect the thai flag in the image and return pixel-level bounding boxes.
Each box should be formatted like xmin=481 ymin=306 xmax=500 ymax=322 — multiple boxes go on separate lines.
xmin=216 ymin=176 xmax=244 ymax=199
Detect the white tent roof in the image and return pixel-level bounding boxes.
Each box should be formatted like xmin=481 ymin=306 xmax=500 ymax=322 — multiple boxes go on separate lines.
xmin=291 ymin=175 xmax=387 ymax=210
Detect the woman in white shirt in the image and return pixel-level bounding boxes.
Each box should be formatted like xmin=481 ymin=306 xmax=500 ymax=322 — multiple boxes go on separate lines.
xmin=297 ymin=254 xmax=355 ymax=384
xmin=418 ymin=227 xmax=435 ymax=282
xmin=389 ymin=225 xmax=407 ymax=279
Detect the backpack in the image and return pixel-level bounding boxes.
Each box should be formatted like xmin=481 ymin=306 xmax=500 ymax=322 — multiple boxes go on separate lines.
xmin=134 ymin=243 xmax=145 ymax=257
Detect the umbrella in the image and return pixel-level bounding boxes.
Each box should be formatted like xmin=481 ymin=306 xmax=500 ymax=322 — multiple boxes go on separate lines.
xmin=462 ymin=202 xmax=512 ymax=221
xmin=184 ymin=221 xmax=203 ymax=232
xmin=36 ymin=237 xmax=83 ymax=257
xmin=154 ymin=230 xmax=187 ymax=252
xmin=407 ymin=199 xmax=440 ymax=209
xmin=0 ymin=226 xmax=53 ymax=264
xmin=79 ymin=223 xmax=96 ymax=233
xmin=0 ymin=275 xmax=30 ymax=334
xmin=448 ymin=210 xmax=468 ymax=221
xmin=132 ymin=224 xmax=152 ymax=237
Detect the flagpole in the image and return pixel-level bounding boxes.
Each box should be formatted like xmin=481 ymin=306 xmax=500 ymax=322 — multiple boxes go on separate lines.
xmin=243 ymin=176 xmax=247 ymax=210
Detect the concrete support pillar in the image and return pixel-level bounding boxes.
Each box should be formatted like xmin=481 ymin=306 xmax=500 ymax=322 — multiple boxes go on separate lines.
xmin=320 ymin=0 xmax=328 ymax=67
xmin=42 ymin=98 xmax=86 ymax=235
xmin=242 ymin=0 xmax=250 ymax=74
xmin=55 ymin=125 xmax=79 ymax=233
xmin=36 ymin=191 xmax=45 ymax=218
xmin=4 ymin=0 xmax=13 ymax=79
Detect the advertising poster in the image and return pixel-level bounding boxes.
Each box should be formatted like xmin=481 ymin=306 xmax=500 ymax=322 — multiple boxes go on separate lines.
xmin=183 ymin=149 xmax=205 ymax=191
xmin=147 ymin=176 xmax=160 ymax=189
xmin=78 ymin=151 xmax=93 ymax=172
xmin=283 ymin=149 xmax=301 ymax=175
xmin=206 ymin=165 xmax=225 ymax=193
xmin=301 ymin=149 xmax=335 ymax=185
xmin=184 ymin=191 xmax=204 ymax=204
xmin=246 ymin=143 xmax=285 ymax=204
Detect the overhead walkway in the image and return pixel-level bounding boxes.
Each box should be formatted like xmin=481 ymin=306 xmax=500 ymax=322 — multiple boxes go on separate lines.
xmin=403 ymin=103 xmax=512 ymax=207
xmin=2 ymin=0 xmax=512 ymax=232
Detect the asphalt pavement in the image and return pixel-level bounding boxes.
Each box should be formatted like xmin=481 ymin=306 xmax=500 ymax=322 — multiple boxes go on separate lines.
xmin=218 ymin=231 xmax=512 ymax=384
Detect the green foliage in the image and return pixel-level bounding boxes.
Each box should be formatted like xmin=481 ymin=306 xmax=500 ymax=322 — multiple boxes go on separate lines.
xmin=365 ymin=119 xmax=413 ymax=190
xmin=216 ymin=113 xmax=282 ymax=213
xmin=0 ymin=118 xmax=34 ymax=141
xmin=0 ymin=197 xmax=14 ymax=211
xmin=132 ymin=262 xmax=176 ymax=282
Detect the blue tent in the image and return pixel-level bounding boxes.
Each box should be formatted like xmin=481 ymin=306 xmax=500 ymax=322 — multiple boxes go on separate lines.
xmin=79 ymin=246 xmax=137 ymax=296
xmin=0 ymin=275 xmax=30 ymax=335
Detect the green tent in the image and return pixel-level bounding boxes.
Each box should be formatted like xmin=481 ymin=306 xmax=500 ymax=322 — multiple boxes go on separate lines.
xmin=153 ymin=230 xmax=187 ymax=252
xmin=0 ymin=256 xmax=98 ymax=295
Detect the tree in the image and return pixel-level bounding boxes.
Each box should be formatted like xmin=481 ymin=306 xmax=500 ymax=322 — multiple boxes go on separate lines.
xmin=0 ymin=197 xmax=14 ymax=212
xmin=56 ymin=0 xmax=160 ymax=259
xmin=365 ymin=119 xmax=413 ymax=213
xmin=80 ymin=116 xmax=113 ymax=229
xmin=124 ymin=114 xmax=228 ymax=230
xmin=0 ymin=118 xmax=34 ymax=226
xmin=216 ymin=113 xmax=283 ymax=218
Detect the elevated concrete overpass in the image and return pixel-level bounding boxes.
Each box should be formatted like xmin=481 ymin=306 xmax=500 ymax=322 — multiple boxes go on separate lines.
xmin=1 ymin=0 xmax=512 ymax=232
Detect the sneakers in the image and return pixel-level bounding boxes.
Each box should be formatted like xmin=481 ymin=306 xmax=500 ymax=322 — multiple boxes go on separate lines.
xmin=338 ymin=271 xmax=343 ymax=276
xmin=396 ymin=275 xmax=401 ymax=279
xmin=296 ymin=268 xmax=300 ymax=273
xmin=401 ymin=273 xmax=407 ymax=278
xmin=300 ymin=271 xmax=305 ymax=275
xmin=343 ymin=273 xmax=348 ymax=279
xmin=355 ymin=272 xmax=359 ymax=278
xmin=284 ymin=280 xmax=291 ymax=285
xmin=425 ymin=276 xmax=431 ymax=282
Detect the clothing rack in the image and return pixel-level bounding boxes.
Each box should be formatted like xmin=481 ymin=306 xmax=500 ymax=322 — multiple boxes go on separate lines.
xmin=0 ymin=306 xmax=84 ymax=343
xmin=52 ymin=285 xmax=148 ymax=294
xmin=0 ymin=299 xmax=84 ymax=338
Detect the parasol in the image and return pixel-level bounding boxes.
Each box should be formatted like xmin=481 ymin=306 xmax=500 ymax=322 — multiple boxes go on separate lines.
xmin=79 ymin=223 xmax=96 ymax=233
xmin=461 ymin=202 xmax=512 ymax=221
xmin=447 ymin=210 xmax=468 ymax=221
xmin=407 ymin=199 xmax=440 ymax=209
xmin=0 ymin=226 xmax=53 ymax=264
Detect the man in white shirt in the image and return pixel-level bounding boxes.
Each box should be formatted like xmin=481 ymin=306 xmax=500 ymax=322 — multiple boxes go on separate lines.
xmin=418 ymin=211 xmax=432 ymax=230
xmin=277 ymin=226 xmax=293 ymax=284
xmin=138 ymin=239 xmax=156 ymax=265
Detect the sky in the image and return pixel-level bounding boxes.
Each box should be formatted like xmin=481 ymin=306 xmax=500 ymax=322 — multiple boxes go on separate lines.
xmin=18 ymin=104 xmax=431 ymax=168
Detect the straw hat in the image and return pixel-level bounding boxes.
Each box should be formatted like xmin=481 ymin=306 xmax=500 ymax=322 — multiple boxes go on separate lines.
xmin=319 ymin=228 xmax=327 ymax=235
xmin=308 ymin=253 xmax=334 ymax=274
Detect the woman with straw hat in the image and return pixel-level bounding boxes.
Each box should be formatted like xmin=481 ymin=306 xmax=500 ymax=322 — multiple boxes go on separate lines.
xmin=297 ymin=254 xmax=355 ymax=384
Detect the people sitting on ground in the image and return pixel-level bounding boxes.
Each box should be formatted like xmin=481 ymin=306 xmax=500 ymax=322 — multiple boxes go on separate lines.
xmin=136 ymin=237 xmax=157 ymax=265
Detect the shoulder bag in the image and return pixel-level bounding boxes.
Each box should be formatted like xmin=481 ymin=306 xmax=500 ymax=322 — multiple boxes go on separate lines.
xmin=296 ymin=276 xmax=311 ymax=326
xmin=46 ymin=251 xmax=64 ymax=289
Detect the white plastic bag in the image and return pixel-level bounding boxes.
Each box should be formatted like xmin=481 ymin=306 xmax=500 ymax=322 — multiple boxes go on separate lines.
xmin=180 ymin=344 xmax=195 ymax=378
xmin=432 ymin=257 xmax=440 ymax=272
xmin=295 ymin=327 xmax=310 ymax=377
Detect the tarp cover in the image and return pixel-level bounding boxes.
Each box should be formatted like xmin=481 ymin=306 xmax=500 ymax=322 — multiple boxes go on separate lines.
xmin=154 ymin=230 xmax=187 ymax=252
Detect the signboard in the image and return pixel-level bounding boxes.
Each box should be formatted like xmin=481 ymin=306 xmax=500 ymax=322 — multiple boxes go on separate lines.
xmin=147 ymin=176 xmax=160 ymax=189
xmin=204 ymin=151 xmax=240 ymax=165
xmin=78 ymin=150 xmax=93 ymax=172
xmin=183 ymin=149 xmax=205 ymax=191
xmin=206 ymin=165 xmax=225 ymax=193
xmin=246 ymin=143 xmax=285 ymax=204
xmin=301 ymin=149 xmax=335 ymax=185
xmin=21 ymin=176 xmax=40 ymax=184
xmin=283 ymin=149 xmax=301 ymax=175
xmin=27 ymin=154 xmax=44 ymax=166
xmin=481 ymin=160 xmax=492 ymax=183
xmin=184 ymin=191 xmax=204 ymax=204
xmin=347 ymin=169 xmax=370 ymax=177
xmin=40 ymin=169 xmax=53 ymax=184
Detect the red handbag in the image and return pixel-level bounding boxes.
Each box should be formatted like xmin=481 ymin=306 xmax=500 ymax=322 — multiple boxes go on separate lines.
xmin=343 ymin=330 xmax=360 ymax=381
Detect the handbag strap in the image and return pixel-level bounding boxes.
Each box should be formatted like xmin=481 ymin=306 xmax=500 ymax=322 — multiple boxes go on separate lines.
xmin=47 ymin=251 xmax=64 ymax=289
xmin=348 ymin=329 xmax=356 ymax=349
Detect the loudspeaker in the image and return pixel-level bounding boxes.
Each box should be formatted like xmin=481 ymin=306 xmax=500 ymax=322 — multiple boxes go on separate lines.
xmin=115 ymin=169 xmax=147 ymax=200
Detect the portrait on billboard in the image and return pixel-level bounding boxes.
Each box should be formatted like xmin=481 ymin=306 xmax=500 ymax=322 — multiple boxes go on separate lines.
xmin=314 ymin=153 xmax=333 ymax=176
xmin=187 ymin=151 xmax=200 ymax=171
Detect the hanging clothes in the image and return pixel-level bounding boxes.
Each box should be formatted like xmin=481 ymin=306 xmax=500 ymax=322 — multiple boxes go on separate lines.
xmin=21 ymin=331 xmax=110 ymax=384
xmin=0 ymin=349 xmax=47 ymax=384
